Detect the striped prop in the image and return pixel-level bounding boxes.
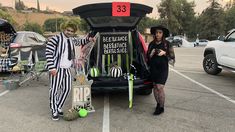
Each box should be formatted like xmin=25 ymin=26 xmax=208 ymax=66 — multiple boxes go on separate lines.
xmin=90 ymin=67 xmax=100 ymax=77
xmin=109 ymin=66 xmax=122 ymax=78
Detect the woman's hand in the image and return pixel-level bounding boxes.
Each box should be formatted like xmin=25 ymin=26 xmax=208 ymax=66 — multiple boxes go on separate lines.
xmin=150 ymin=49 xmax=156 ymax=58
xmin=158 ymin=49 xmax=166 ymax=56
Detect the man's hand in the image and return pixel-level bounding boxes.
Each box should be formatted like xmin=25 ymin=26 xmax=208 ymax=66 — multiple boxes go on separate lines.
xmin=158 ymin=49 xmax=166 ymax=56
xmin=50 ymin=69 xmax=57 ymax=76
xmin=89 ymin=37 xmax=96 ymax=43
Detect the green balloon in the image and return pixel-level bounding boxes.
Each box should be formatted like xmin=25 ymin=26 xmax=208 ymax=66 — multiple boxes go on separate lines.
xmin=79 ymin=109 xmax=88 ymax=118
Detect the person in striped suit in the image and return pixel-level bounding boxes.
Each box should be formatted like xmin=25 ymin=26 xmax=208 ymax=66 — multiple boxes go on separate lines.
xmin=46 ymin=20 xmax=95 ymax=121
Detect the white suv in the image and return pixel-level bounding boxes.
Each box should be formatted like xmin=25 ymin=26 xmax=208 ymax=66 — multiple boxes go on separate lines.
xmin=203 ymin=29 xmax=235 ymax=75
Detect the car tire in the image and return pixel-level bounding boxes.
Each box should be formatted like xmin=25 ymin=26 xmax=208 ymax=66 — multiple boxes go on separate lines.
xmin=203 ymin=54 xmax=222 ymax=75
xmin=136 ymin=88 xmax=152 ymax=95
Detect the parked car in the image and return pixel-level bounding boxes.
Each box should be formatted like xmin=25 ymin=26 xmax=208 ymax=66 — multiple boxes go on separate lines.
xmin=203 ymin=29 xmax=235 ymax=75
xmin=194 ymin=39 xmax=209 ymax=47
xmin=10 ymin=31 xmax=47 ymax=61
xmin=73 ymin=2 xmax=153 ymax=95
xmin=0 ymin=19 xmax=46 ymax=72
xmin=166 ymin=36 xmax=182 ymax=47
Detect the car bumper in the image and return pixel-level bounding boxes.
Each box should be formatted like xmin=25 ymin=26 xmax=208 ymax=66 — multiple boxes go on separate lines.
xmin=89 ymin=77 xmax=153 ymax=92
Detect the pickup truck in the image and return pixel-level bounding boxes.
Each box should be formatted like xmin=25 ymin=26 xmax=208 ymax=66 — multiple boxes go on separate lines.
xmin=203 ymin=29 xmax=235 ymax=75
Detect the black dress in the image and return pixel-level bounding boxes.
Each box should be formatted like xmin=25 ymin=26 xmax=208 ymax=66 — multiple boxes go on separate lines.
xmin=147 ymin=41 xmax=169 ymax=85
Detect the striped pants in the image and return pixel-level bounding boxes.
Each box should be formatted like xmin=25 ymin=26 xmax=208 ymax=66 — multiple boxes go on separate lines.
xmin=49 ymin=68 xmax=72 ymax=114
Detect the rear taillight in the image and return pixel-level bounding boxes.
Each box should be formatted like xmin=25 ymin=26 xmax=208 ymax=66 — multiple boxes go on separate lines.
xmin=10 ymin=43 xmax=21 ymax=48
xmin=144 ymin=81 xmax=152 ymax=85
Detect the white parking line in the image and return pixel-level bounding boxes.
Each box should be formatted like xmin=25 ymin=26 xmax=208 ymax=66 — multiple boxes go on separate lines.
xmin=102 ymin=95 xmax=110 ymax=132
xmin=177 ymin=55 xmax=202 ymax=57
xmin=0 ymin=90 xmax=10 ymax=97
xmin=170 ymin=68 xmax=235 ymax=104
xmin=177 ymin=70 xmax=205 ymax=74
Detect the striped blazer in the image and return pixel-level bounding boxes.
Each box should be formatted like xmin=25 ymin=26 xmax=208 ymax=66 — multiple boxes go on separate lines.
xmin=45 ymin=32 xmax=89 ymax=71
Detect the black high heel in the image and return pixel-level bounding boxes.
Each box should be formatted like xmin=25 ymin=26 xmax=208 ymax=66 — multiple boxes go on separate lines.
xmin=153 ymin=106 xmax=164 ymax=115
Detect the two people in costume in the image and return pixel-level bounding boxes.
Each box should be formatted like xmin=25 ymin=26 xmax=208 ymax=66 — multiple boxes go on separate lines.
xmin=46 ymin=19 xmax=174 ymax=120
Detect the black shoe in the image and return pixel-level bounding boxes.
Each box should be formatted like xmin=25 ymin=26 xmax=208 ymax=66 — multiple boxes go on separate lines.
xmin=52 ymin=114 xmax=59 ymax=121
xmin=153 ymin=107 xmax=164 ymax=115
xmin=156 ymin=104 xmax=160 ymax=109
xmin=58 ymin=111 xmax=64 ymax=117
xmin=154 ymin=104 xmax=160 ymax=112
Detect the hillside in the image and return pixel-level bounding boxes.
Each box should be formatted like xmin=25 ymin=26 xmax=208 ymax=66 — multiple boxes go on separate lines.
xmin=8 ymin=10 xmax=70 ymax=27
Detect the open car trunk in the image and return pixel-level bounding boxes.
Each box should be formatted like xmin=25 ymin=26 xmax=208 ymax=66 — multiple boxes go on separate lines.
xmin=73 ymin=3 xmax=153 ymax=91
xmin=73 ymin=3 xmax=152 ymax=29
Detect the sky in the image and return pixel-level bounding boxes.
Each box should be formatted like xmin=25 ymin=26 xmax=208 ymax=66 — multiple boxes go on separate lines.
xmin=0 ymin=0 xmax=230 ymax=18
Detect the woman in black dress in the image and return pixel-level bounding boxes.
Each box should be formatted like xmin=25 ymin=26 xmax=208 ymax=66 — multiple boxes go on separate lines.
xmin=147 ymin=25 xmax=175 ymax=115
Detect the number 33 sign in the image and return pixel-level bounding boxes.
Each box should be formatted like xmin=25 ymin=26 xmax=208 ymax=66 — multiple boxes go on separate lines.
xmin=112 ymin=2 xmax=130 ymax=16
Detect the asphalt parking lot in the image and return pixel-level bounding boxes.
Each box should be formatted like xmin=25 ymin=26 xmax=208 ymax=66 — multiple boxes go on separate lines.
xmin=0 ymin=47 xmax=235 ymax=132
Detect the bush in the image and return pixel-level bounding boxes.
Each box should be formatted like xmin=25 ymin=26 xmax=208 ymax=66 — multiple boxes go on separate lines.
xmin=43 ymin=18 xmax=67 ymax=32
xmin=0 ymin=9 xmax=16 ymax=25
xmin=24 ymin=22 xmax=43 ymax=34
xmin=78 ymin=19 xmax=89 ymax=33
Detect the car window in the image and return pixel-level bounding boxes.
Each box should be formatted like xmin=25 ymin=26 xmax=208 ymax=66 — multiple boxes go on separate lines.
xmin=200 ymin=39 xmax=207 ymax=42
xmin=88 ymin=16 xmax=139 ymax=28
xmin=13 ymin=33 xmax=24 ymax=43
xmin=226 ymin=32 xmax=235 ymax=42
xmin=35 ymin=33 xmax=46 ymax=43
xmin=24 ymin=33 xmax=38 ymax=43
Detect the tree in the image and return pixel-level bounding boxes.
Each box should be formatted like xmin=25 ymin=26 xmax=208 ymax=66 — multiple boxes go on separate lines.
xmin=37 ymin=0 xmax=40 ymax=12
xmin=24 ymin=22 xmax=43 ymax=34
xmin=15 ymin=0 xmax=26 ymax=10
xmin=78 ymin=19 xmax=89 ymax=33
xmin=44 ymin=17 xmax=90 ymax=33
xmin=174 ymin=0 xmax=196 ymax=38
xmin=225 ymin=5 xmax=235 ymax=32
xmin=225 ymin=0 xmax=235 ymax=9
xmin=197 ymin=0 xmax=225 ymax=40
xmin=0 ymin=9 xmax=16 ymax=25
xmin=43 ymin=18 xmax=67 ymax=32
xmin=158 ymin=0 xmax=181 ymax=35
xmin=157 ymin=0 xmax=197 ymax=37
xmin=138 ymin=17 xmax=160 ymax=33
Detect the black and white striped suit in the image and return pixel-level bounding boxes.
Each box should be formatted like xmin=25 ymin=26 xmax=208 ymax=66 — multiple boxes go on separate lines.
xmin=46 ymin=32 xmax=89 ymax=115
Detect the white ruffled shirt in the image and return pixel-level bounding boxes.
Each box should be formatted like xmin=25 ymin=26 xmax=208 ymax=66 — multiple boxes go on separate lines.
xmin=60 ymin=34 xmax=73 ymax=68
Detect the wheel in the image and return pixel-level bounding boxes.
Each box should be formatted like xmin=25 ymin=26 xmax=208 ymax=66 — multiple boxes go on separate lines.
xmin=203 ymin=54 xmax=222 ymax=75
xmin=136 ymin=88 xmax=152 ymax=95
